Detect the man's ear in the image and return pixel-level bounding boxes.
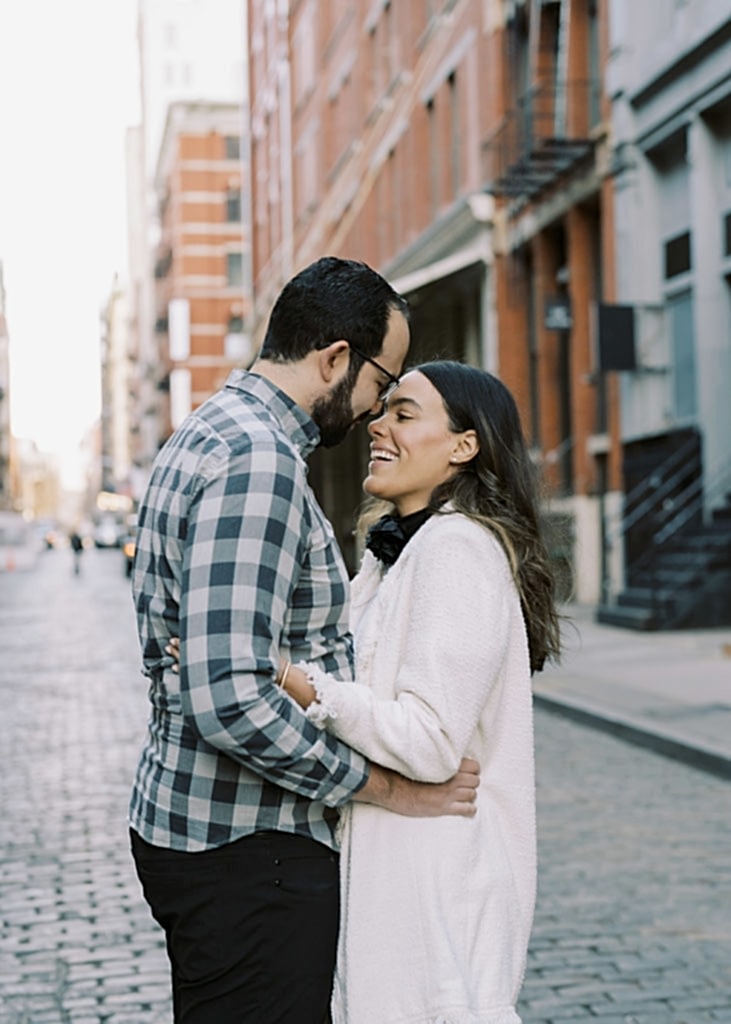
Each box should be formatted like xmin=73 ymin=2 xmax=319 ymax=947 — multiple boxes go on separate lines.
xmin=450 ymin=430 xmax=479 ymax=465
xmin=317 ymin=340 xmax=350 ymax=383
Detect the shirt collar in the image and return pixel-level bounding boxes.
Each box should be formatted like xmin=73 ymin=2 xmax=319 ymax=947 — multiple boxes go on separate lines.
xmin=224 ymin=368 xmax=321 ymax=458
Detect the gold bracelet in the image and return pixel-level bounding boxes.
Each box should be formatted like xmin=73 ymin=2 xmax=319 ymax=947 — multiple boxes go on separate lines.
xmin=279 ymin=661 xmax=292 ymax=691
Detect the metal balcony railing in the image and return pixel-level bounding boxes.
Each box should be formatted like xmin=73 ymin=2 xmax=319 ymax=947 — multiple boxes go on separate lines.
xmin=482 ymin=80 xmax=598 ymax=199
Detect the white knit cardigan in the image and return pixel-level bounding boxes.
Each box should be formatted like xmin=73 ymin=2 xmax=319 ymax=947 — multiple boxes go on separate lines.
xmin=301 ymin=512 xmax=537 ymax=1024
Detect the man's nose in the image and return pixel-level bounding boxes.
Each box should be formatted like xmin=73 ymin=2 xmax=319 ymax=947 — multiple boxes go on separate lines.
xmin=368 ymin=396 xmax=385 ymax=416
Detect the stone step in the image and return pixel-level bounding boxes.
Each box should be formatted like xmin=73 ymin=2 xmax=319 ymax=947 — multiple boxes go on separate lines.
xmin=596 ymin=603 xmax=658 ymax=630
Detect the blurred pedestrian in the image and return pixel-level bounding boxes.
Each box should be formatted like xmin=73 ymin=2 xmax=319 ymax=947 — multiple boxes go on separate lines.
xmin=69 ymin=529 xmax=83 ymax=576
xmin=128 ymin=258 xmax=480 ymax=1024
xmin=277 ymin=361 xmax=562 ymax=1023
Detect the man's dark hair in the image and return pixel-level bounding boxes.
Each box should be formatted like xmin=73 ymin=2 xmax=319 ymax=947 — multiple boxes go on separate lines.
xmin=259 ymin=256 xmax=409 ymax=364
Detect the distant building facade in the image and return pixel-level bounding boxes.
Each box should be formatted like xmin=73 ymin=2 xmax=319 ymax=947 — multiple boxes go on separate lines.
xmin=595 ymin=0 xmax=731 ymax=627
xmin=10 ymin=439 xmax=61 ymax=523
xmin=153 ymin=101 xmax=249 ymax=434
xmin=99 ymin=277 xmax=134 ymax=497
xmin=124 ymin=0 xmax=246 ymax=492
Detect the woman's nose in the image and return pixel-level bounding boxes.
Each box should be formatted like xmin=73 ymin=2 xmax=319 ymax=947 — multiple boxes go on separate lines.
xmin=368 ymin=414 xmax=385 ymax=437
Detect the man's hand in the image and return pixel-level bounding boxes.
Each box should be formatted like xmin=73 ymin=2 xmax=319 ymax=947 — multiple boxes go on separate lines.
xmin=354 ymin=757 xmax=479 ymax=818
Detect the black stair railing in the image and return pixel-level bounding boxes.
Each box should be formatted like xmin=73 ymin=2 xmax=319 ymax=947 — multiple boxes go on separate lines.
xmin=620 ymin=454 xmax=731 ymax=625
xmin=603 ymin=442 xmax=731 ymax=604
xmin=654 ymin=456 xmax=731 ymax=545
xmin=619 ymin=435 xmax=700 ymax=540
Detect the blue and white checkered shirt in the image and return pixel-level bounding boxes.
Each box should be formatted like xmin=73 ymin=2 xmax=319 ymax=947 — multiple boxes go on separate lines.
xmin=128 ymin=370 xmax=369 ymax=852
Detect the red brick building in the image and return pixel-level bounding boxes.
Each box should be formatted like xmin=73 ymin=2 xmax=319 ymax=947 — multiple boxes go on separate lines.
xmin=246 ymin=0 xmax=619 ymax=600
xmin=154 ymin=101 xmax=249 ymax=437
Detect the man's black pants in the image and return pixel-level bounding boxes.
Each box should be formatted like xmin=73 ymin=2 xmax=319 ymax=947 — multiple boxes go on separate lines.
xmin=130 ymin=829 xmax=339 ymax=1023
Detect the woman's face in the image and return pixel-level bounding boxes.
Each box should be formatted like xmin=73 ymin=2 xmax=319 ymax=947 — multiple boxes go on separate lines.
xmin=364 ymin=370 xmax=476 ymax=516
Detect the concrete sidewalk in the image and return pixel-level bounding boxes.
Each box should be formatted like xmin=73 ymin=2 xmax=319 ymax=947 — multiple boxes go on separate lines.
xmin=532 ymin=603 xmax=731 ymax=779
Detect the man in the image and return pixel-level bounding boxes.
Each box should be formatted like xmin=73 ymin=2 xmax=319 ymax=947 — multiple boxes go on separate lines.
xmin=128 ymin=257 xmax=478 ymax=1023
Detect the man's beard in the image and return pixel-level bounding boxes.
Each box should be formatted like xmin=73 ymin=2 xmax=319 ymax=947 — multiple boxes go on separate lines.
xmin=312 ymin=372 xmax=358 ymax=448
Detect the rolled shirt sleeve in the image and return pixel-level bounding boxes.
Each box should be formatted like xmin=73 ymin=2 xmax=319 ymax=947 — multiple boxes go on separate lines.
xmin=180 ymin=438 xmax=368 ymax=804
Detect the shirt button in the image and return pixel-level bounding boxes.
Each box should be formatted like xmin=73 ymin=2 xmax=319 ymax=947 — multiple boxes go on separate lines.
xmin=274 ymin=858 xmax=281 ymax=865
xmin=274 ymin=879 xmax=281 ymax=886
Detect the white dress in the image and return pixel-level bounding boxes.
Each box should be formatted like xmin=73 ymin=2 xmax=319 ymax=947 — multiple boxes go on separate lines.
xmin=303 ymin=513 xmax=536 ymax=1024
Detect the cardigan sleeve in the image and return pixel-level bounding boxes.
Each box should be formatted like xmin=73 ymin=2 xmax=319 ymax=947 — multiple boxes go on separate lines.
xmin=298 ymin=519 xmax=519 ymax=782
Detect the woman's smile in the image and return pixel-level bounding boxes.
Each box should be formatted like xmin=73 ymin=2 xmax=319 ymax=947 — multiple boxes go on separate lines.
xmin=369 ymin=445 xmax=398 ymax=465
xmin=363 ymin=370 xmax=476 ymax=516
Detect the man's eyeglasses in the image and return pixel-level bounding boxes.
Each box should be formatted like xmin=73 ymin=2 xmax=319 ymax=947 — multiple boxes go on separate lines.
xmin=347 ymin=343 xmax=401 ymax=405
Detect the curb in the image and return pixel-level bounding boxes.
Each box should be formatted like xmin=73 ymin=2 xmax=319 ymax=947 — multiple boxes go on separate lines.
xmin=533 ymin=691 xmax=731 ymax=781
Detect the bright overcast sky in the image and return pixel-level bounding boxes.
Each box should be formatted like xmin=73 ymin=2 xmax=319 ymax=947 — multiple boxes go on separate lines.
xmin=0 ymin=1 xmax=140 ymax=488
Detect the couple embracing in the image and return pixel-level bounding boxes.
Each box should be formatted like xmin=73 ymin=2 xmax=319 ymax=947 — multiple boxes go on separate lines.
xmin=128 ymin=257 xmax=560 ymax=1024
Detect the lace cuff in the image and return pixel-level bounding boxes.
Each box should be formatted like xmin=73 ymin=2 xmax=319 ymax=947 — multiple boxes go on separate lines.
xmin=293 ymin=663 xmax=339 ymax=728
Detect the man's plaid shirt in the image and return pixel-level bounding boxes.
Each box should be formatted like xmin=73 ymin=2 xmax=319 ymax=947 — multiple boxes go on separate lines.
xmin=128 ymin=370 xmax=369 ymax=852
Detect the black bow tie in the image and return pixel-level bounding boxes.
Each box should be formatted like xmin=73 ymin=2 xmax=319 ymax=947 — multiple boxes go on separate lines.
xmin=364 ymin=509 xmax=432 ymax=567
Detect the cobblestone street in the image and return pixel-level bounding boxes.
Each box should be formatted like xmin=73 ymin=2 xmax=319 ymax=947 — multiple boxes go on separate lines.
xmin=521 ymin=710 xmax=731 ymax=1023
xmin=1 ymin=549 xmax=729 ymax=1023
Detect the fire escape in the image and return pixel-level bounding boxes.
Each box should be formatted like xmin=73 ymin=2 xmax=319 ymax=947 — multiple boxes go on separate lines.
xmin=482 ymin=79 xmax=597 ymax=200
xmin=482 ymin=0 xmax=599 ymax=201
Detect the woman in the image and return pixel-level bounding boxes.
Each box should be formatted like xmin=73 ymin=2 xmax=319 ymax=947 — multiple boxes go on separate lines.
xmin=278 ymin=361 xmax=561 ymax=1023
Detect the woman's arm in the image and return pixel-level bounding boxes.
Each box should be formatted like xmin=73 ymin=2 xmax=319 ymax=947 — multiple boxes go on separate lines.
xmin=277 ymin=660 xmax=317 ymax=707
xmin=279 ymin=523 xmax=520 ymax=783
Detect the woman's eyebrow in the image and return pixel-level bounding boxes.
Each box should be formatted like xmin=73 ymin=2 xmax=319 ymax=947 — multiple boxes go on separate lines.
xmin=386 ymin=395 xmax=421 ymax=412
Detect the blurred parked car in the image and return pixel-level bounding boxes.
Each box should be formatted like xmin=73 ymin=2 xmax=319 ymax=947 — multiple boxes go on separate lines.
xmin=93 ymin=517 xmax=121 ymax=548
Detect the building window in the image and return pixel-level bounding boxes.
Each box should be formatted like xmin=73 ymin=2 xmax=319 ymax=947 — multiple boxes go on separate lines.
xmin=664 ymin=231 xmax=691 ymax=279
xmin=724 ymin=212 xmax=731 ymax=258
xmin=168 ymin=299 xmax=190 ymax=360
xmin=668 ymin=290 xmax=697 ymax=419
xmin=226 ymin=189 xmax=241 ymax=222
xmin=226 ymin=252 xmax=243 ymax=286
xmin=225 ymin=135 xmax=240 ymax=159
xmin=170 ymin=369 xmax=192 ymax=430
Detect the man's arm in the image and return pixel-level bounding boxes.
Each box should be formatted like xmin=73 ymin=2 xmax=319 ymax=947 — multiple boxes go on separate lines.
xmin=177 ymin=441 xmax=370 ymax=807
xmin=167 ymin=637 xmax=480 ymax=817
xmin=355 ymin=758 xmax=480 ymax=817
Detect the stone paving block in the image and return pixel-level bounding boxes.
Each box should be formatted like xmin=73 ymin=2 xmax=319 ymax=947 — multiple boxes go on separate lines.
xmin=524 ymin=1004 xmax=592 ymax=1021
xmin=672 ymin=993 xmax=731 ymax=1013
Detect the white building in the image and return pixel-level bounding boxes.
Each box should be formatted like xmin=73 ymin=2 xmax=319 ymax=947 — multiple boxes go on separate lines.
xmin=100 ymin=278 xmax=134 ymax=497
xmin=137 ymin=0 xmax=245 ymax=184
xmin=125 ymin=0 xmax=246 ymax=492
xmin=600 ymin=0 xmax=731 ymax=627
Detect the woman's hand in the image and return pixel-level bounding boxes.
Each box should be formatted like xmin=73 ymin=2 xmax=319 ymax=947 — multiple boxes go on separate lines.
xmin=277 ymin=661 xmax=317 ymax=708
xmin=165 ymin=637 xmax=180 ymax=672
